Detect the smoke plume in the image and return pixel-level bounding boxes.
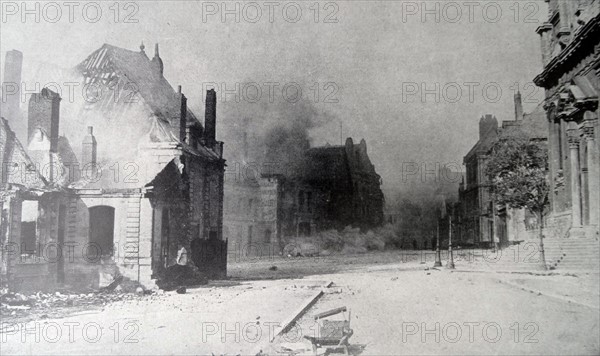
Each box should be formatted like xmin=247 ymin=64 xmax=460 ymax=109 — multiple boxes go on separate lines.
xmin=217 ymin=83 xmax=332 ymax=179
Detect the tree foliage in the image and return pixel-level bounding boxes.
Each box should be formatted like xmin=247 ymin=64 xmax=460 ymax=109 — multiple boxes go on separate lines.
xmin=485 ymin=133 xmax=549 ymax=218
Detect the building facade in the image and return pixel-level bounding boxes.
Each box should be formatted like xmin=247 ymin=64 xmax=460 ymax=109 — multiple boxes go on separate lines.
xmin=223 ymin=176 xmax=279 ymax=257
xmin=534 ymin=0 xmax=600 ymax=240
xmin=275 ymin=137 xmax=385 ymax=238
xmin=459 ymin=114 xmax=499 ymax=247
xmin=223 ymin=137 xmax=385 ymax=254
xmin=457 ymin=93 xmax=548 ymax=247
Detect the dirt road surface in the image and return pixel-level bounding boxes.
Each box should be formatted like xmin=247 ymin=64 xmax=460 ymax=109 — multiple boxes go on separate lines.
xmin=2 ymin=252 xmax=598 ymax=355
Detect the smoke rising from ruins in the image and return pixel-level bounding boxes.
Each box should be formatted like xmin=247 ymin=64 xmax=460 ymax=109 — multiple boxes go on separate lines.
xmin=218 ymin=82 xmax=335 ymax=178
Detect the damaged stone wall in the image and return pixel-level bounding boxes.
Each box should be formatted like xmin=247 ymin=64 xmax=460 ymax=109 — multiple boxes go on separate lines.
xmin=62 ymin=192 xmax=153 ymax=290
xmin=0 ymin=191 xmax=68 ymax=292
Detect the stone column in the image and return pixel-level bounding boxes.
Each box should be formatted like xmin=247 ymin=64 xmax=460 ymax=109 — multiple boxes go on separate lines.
xmin=583 ymin=113 xmax=599 ymax=227
xmin=536 ymin=23 xmax=553 ymax=66
xmin=581 ymin=162 xmax=589 ymax=225
xmin=138 ymin=196 xmax=155 ymax=288
xmin=567 ymin=130 xmax=583 ymax=228
xmin=548 ymin=112 xmax=560 ymax=211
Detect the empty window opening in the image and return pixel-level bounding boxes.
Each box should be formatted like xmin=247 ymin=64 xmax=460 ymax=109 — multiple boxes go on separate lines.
xmin=20 ymin=201 xmax=39 ymax=255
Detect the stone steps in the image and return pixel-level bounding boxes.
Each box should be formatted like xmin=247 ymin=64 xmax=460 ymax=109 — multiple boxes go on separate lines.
xmin=461 ymin=238 xmax=599 ymax=272
xmin=544 ymin=237 xmax=600 ymax=271
xmin=471 ymin=247 xmax=545 ymax=271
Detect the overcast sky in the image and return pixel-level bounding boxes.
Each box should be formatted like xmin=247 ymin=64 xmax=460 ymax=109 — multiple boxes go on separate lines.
xmin=1 ymin=0 xmax=547 ymax=194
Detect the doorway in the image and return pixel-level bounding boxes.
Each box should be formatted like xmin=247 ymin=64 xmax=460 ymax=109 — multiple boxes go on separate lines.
xmin=89 ymin=206 xmax=115 ymax=259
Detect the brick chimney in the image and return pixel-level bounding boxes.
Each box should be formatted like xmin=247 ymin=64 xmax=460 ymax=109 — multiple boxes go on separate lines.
xmin=1 ymin=50 xmax=24 ymax=140
xmin=514 ymin=90 xmax=524 ymax=121
xmin=175 ymin=85 xmax=187 ymax=142
xmin=28 ymin=88 xmax=61 ymax=152
xmin=82 ymin=126 xmax=97 ymax=172
xmin=204 ymin=89 xmax=216 ymax=146
xmin=151 ymin=43 xmax=164 ymax=77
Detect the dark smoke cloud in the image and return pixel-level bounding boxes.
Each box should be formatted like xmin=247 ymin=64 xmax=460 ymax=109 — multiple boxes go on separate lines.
xmin=217 ymin=82 xmax=334 ymax=178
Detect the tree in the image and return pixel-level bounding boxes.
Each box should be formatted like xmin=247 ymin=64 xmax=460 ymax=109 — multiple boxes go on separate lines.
xmin=485 ymin=132 xmax=549 ymax=268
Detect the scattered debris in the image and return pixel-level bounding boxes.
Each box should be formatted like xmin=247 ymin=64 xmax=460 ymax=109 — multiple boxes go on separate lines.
xmin=279 ymin=342 xmax=312 ymax=354
xmin=326 ymin=288 xmax=343 ymax=295
xmin=269 ymin=265 xmax=278 ymax=271
xmin=3 ymin=304 xmax=31 ymax=310
xmin=156 ymin=264 xmax=208 ymax=291
xmin=100 ymin=275 xmax=124 ymax=292
xmin=0 ymin=289 xmax=149 ymax=320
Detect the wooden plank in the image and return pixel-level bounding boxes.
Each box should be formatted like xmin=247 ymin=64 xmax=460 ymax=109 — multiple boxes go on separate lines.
xmin=269 ymin=281 xmax=333 ymax=342
xmin=313 ymin=306 xmax=347 ymax=320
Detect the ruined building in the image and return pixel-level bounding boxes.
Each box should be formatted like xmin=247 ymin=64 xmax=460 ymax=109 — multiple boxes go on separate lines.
xmin=266 ymin=138 xmax=384 ymax=241
xmin=0 ymin=43 xmax=226 ymax=291
xmin=223 ymin=137 xmax=385 ymax=252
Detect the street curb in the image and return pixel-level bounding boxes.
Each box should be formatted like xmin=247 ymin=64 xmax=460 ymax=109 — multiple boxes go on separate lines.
xmin=450 ymin=269 xmax=598 ymax=276
xmin=496 ymin=278 xmax=600 ymax=310
xmin=361 ymin=264 xmax=434 ymax=273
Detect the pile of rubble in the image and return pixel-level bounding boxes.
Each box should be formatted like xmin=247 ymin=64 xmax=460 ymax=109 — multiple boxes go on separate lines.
xmin=0 ymin=289 xmax=147 ymax=319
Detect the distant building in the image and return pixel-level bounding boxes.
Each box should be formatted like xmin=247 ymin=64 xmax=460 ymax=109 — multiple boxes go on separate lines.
xmin=223 ymin=137 xmax=385 ymax=253
xmin=223 ymin=173 xmax=278 ymax=256
xmin=495 ymin=98 xmax=548 ymax=246
xmin=534 ymin=0 xmax=599 ymax=240
xmin=279 ymin=138 xmax=384 ymax=236
xmin=0 ymin=43 xmax=226 ymax=291
xmin=222 ymin=126 xmax=281 ymax=256
xmin=459 ymin=114 xmax=500 ymax=247
xmin=457 ymin=93 xmax=548 ymax=247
